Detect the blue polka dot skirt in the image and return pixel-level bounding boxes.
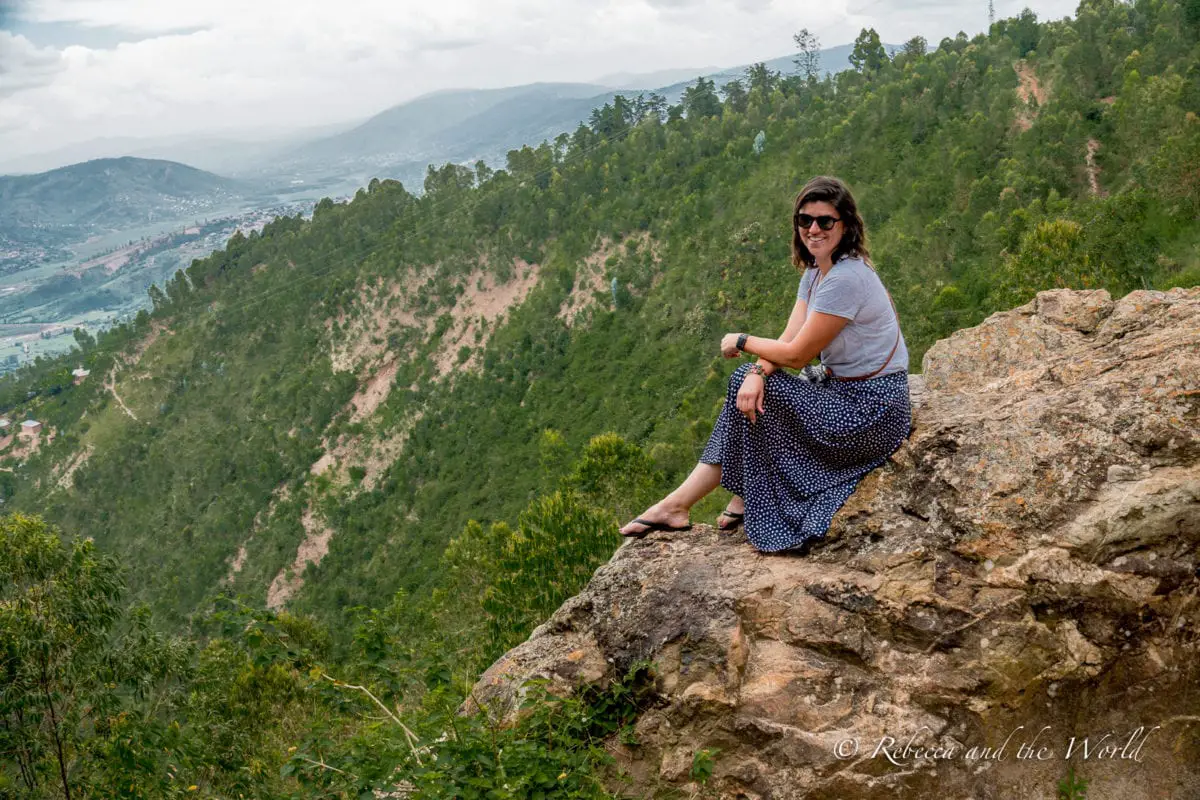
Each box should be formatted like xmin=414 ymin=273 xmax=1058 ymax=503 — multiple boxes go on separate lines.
xmin=700 ymin=362 xmax=912 ymax=552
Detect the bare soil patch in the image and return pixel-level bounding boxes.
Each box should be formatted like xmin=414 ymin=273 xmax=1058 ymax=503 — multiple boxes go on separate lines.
xmin=54 ymin=444 xmax=93 ymax=490
xmin=266 ymin=501 xmax=334 ymax=610
xmin=1086 ymin=138 xmax=1107 ymax=197
xmin=223 ymin=482 xmax=292 ymax=584
xmin=1014 ymin=61 xmax=1048 ymax=132
xmin=327 ymin=268 xmax=435 ymax=374
xmin=558 ymin=232 xmax=658 ymax=327
xmin=349 ymin=358 xmax=400 ymax=423
xmin=433 ymin=258 xmax=541 ymax=375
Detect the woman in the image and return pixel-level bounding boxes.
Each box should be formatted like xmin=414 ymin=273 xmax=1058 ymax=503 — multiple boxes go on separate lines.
xmin=619 ymin=176 xmax=911 ymax=552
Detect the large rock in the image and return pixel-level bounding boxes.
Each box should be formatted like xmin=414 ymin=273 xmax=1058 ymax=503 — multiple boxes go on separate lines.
xmin=470 ymin=288 xmax=1200 ymax=799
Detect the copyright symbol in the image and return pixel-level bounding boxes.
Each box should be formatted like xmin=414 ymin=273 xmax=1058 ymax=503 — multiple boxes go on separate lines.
xmin=834 ymin=738 xmax=859 ymax=759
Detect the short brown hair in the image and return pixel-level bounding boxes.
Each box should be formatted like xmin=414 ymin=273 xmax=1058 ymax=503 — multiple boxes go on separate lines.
xmin=790 ymin=176 xmax=871 ymax=269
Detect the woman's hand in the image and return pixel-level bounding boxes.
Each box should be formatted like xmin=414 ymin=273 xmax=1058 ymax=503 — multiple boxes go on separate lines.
xmin=720 ymin=333 xmax=743 ymax=358
xmin=737 ymin=372 xmax=766 ymax=423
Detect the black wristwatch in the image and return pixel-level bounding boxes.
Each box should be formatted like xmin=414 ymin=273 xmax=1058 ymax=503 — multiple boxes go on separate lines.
xmin=736 ymin=333 xmax=749 ymax=352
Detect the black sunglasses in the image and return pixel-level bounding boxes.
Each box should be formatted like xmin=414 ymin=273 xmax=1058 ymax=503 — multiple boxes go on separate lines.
xmin=795 ymin=213 xmax=841 ymax=231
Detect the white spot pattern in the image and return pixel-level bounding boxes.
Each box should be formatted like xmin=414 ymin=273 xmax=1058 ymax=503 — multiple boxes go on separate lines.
xmin=700 ymin=362 xmax=911 ymax=552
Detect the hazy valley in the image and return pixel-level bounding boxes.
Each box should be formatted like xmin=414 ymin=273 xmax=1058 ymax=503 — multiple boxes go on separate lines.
xmin=0 ymin=44 xmax=883 ymax=372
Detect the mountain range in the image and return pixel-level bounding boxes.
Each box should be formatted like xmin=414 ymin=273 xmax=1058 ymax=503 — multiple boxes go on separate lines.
xmin=1 ymin=44 xmax=887 ymax=193
xmin=261 ymin=43 xmax=888 ymax=191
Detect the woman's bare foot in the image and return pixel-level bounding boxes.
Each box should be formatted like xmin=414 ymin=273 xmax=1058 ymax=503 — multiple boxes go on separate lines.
xmin=619 ymin=501 xmax=691 ymax=537
xmin=717 ymin=496 xmax=745 ymax=531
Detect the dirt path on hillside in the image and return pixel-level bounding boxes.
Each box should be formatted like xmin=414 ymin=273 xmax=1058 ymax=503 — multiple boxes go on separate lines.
xmin=105 ymin=367 xmax=139 ymax=421
xmin=1086 ymin=138 xmax=1107 ymax=197
xmin=1014 ymin=61 xmax=1047 ymax=131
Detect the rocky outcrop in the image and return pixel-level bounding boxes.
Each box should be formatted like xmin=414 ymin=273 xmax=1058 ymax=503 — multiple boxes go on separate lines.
xmin=469 ymin=288 xmax=1200 ymax=799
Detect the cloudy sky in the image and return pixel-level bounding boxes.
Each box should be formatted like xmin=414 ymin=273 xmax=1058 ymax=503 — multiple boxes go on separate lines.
xmin=0 ymin=0 xmax=1079 ymax=166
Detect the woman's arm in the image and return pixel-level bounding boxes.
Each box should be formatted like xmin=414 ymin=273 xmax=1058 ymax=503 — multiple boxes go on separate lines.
xmin=724 ymin=311 xmax=849 ymax=370
xmin=757 ymin=297 xmax=808 ymax=377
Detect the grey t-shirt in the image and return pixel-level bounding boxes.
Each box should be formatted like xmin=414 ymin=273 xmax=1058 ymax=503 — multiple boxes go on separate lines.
xmin=796 ymin=255 xmax=909 ymax=377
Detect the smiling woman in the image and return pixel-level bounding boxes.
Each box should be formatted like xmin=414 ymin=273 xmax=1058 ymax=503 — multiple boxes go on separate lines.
xmin=620 ymin=176 xmax=913 ymax=553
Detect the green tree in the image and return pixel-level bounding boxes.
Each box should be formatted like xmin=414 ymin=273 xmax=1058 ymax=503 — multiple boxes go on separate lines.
xmin=473 ymin=158 xmax=494 ymax=185
xmin=998 ymin=7 xmax=1040 ymax=56
xmin=589 ymin=96 xmax=635 ymax=137
xmin=424 ymin=162 xmax=475 ymax=197
xmin=1186 ymin=0 xmax=1200 ymax=29
xmin=562 ymin=433 xmax=663 ymax=523
xmin=634 ymin=92 xmax=668 ymax=123
xmin=0 ymin=514 xmax=191 ymax=798
xmin=71 ymin=328 xmax=95 ymax=353
xmin=994 ymin=218 xmax=1091 ymax=305
xmin=744 ymin=62 xmax=780 ymax=96
xmin=481 ymin=491 xmax=618 ymax=651
xmin=721 ymin=78 xmax=749 ymax=114
xmin=682 ymin=77 xmax=723 ymax=119
xmin=850 ymin=27 xmax=888 ymax=75
xmin=793 ymin=28 xmax=822 ymax=82
xmin=146 ymin=282 xmax=168 ymax=312
xmin=902 ymin=35 xmax=928 ymax=60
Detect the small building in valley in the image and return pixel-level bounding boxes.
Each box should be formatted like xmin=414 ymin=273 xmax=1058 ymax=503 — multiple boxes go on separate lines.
xmin=72 ymin=367 xmax=90 ymax=385
xmin=19 ymin=420 xmax=42 ymax=438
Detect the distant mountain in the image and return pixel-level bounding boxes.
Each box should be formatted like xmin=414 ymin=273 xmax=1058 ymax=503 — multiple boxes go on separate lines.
xmin=432 ymin=85 xmax=627 ymax=160
xmin=593 ymin=66 xmax=724 ymax=89
xmin=267 ymin=45 xmax=895 ymax=193
xmin=277 ymin=83 xmax=614 ymax=176
xmin=0 ymin=123 xmax=357 ymax=178
xmin=0 ymin=157 xmax=247 ymax=248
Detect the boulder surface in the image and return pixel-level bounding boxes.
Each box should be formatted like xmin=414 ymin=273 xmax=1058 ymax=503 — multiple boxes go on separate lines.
xmin=471 ymin=288 xmax=1200 ymax=799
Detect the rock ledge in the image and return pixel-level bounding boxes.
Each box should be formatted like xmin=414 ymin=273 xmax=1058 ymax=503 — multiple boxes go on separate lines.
xmin=472 ymin=288 xmax=1200 ymax=799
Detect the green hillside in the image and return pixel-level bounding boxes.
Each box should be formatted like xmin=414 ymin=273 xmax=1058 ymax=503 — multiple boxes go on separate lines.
xmin=1 ymin=2 xmax=1199 ymax=795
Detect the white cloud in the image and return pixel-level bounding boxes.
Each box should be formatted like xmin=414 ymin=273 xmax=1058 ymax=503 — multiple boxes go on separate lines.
xmin=0 ymin=0 xmax=1081 ymax=165
xmin=0 ymin=30 xmax=63 ymax=96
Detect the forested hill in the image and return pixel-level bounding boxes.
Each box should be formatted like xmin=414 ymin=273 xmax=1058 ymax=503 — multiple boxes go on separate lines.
xmin=1 ymin=2 xmax=1198 ymax=795
xmin=4 ymin=1 xmax=1199 ymax=632
xmin=0 ymin=156 xmax=246 ymax=246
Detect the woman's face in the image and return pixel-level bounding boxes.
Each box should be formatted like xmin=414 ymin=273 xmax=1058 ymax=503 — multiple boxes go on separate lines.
xmin=797 ymin=200 xmax=844 ymax=264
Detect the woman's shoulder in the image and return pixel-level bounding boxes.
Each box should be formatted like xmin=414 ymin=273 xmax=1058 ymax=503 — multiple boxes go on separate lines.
xmin=835 ymin=253 xmax=873 ymax=271
xmin=837 ymin=254 xmax=886 ymax=286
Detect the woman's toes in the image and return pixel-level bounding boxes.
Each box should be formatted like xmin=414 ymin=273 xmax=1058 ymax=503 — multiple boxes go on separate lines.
xmin=621 ymin=503 xmax=688 ymax=536
xmin=620 ymin=508 xmax=658 ymax=536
